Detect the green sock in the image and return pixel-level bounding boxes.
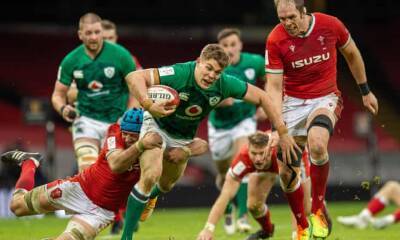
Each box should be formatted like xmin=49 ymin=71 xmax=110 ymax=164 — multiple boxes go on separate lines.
xmin=236 ymin=181 xmax=248 ymax=218
xmin=149 ymin=184 xmax=161 ymax=199
xmin=121 ymin=186 xmax=149 ymax=240
xmin=224 ymin=201 xmax=233 ymax=215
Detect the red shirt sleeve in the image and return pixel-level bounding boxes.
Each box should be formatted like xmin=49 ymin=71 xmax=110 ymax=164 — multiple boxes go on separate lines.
xmin=265 ymin=30 xmax=284 ymax=74
xmin=228 ymin=146 xmax=254 ymax=180
xmin=104 ymin=124 xmax=125 ymax=155
xmin=332 ymin=17 xmax=351 ymax=48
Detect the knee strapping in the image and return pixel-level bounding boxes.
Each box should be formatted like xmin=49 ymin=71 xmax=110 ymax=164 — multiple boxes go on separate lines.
xmin=65 ymin=220 xmax=96 ymax=240
xmin=24 ymin=186 xmax=49 ymax=214
xmin=309 ymin=154 xmax=329 ymax=166
xmin=75 ymin=142 xmax=99 ymax=168
xmin=280 ymin=165 xmax=301 ymax=192
xmin=308 ymin=114 xmax=334 ymax=135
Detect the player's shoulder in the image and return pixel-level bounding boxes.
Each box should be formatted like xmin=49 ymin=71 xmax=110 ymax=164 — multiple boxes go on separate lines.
xmin=314 ymin=12 xmax=342 ymax=26
xmin=267 ymin=24 xmax=287 ymax=43
xmin=61 ymin=45 xmax=85 ymax=64
xmin=241 ymin=52 xmax=264 ymax=62
xmin=104 ymin=41 xmax=131 ymax=55
xmin=159 ymin=61 xmax=195 ymax=77
xmin=107 ymin=123 xmax=122 ymax=135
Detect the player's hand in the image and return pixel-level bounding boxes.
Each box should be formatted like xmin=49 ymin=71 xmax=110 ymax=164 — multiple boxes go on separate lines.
xmin=148 ymin=99 xmax=176 ymax=118
xmin=269 ymin=131 xmax=280 ymax=148
xmin=186 ymin=138 xmax=209 ymax=156
xmin=164 ymin=147 xmax=190 ymax=163
xmin=279 ymin=133 xmax=301 ymax=165
xmin=362 ymin=92 xmax=379 ymax=115
xmin=141 ymin=132 xmax=163 ymax=150
xmin=61 ymin=104 xmax=77 ymax=122
xmin=197 ymin=229 xmax=213 ymax=240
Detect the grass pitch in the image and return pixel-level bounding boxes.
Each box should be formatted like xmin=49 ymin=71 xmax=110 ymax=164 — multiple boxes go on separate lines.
xmin=0 ymin=202 xmax=399 ymax=240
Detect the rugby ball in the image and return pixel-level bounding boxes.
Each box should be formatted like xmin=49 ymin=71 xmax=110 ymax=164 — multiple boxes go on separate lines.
xmin=147 ymin=85 xmax=180 ymax=107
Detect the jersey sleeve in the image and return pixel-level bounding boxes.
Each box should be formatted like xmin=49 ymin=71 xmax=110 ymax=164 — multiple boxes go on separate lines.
xmin=265 ymin=35 xmax=284 ymax=74
xmin=57 ymin=56 xmax=74 ymax=86
xmin=119 ymin=46 xmax=136 ymax=77
xmin=158 ymin=63 xmax=189 ymax=88
xmin=228 ymin=154 xmax=249 ymax=180
xmin=104 ymin=124 xmax=125 ymax=158
xmin=254 ymin=54 xmax=266 ymax=79
xmin=332 ymin=17 xmax=351 ymax=49
xmin=221 ymin=74 xmax=248 ymax=99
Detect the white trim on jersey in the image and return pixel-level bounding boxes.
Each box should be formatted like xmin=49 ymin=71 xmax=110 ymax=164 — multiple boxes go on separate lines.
xmin=266 ymin=68 xmax=284 ymax=74
xmin=339 ymin=35 xmax=352 ymax=49
xmin=302 ymin=14 xmax=316 ymax=38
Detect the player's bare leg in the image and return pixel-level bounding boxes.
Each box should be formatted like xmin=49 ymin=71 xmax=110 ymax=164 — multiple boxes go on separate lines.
xmin=307 ymin=108 xmax=336 ymax=238
xmin=122 ymin=146 xmax=163 ymax=240
xmin=245 ymin=173 xmax=275 ymax=240
xmin=73 ymin=138 xmax=100 ymax=172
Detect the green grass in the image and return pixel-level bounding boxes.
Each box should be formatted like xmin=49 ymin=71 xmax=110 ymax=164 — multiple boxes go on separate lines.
xmin=0 ymin=202 xmax=399 ymax=239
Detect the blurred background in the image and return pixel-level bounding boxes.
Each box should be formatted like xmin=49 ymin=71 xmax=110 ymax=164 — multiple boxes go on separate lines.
xmin=0 ymin=0 xmax=399 ymax=216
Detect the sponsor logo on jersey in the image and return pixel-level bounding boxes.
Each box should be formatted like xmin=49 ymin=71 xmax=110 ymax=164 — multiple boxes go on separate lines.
xmin=158 ymin=67 xmax=175 ymax=76
xmin=88 ymin=80 xmax=103 ymax=92
xmin=209 ymin=96 xmax=221 ymax=106
xmin=73 ymin=70 xmax=84 ymax=79
xmin=107 ymin=136 xmax=116 ymax=150
xmin=244 ymin=68 xmax=256 ymax=80
xmin=104 ymin=67 xmax=115 ymax=78
xmin=185 ymin=105 xmax=203 ymax=117
xmin=179 ymin=92 xmax=190 ymax=101
xmin=232 ymin=161 xmax=246 ymax=176
xmin=291 ymin=52 xmax=330 ymax=69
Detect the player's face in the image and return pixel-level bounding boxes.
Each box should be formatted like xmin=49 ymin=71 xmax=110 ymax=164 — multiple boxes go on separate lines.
xmin=78 ymin=22 xmax=103 ymax=53
xmin=219 ymin=34 xmax=242 ymax=64
xmin=195 ymin=58 xmax=223 ymax=89
xmin=103 ymin=29 xmax=118 ymax=43
xmin=276 ymin=3 xmax=304 ymax=36
xmin=122 ymin=131 xmax=140 ymax=146
xmin=249 ymin=144 xmax=271 ymax=170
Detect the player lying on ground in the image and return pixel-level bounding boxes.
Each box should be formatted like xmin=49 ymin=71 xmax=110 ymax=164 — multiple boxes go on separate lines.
xmin=338 ymin=181 xmax=400 ymax=229
xmin=197 ymin=132 xmax=278 ymax=240
xmin=121 ymin=43 xmax=300 ymax=240
xmin=1 ymin=108 xmax=206 ymax=240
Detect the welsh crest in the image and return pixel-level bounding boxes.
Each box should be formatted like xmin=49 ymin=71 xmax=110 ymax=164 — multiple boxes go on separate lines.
xmin=104 ymin=67 xmax=115 ymax=78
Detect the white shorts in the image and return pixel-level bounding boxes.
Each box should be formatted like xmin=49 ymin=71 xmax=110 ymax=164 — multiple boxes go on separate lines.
xmin=72 ymin=116 xmax=111 ymax=143
xmin=140 ymin=111 xmax=193 ymax=150
xmin=46 ymin=179 xmax=115 ymax=233
xmin=208 ymin=117 xmax=257 ymax=161
xmin=282 ymin=93 xmax=342 ymax=136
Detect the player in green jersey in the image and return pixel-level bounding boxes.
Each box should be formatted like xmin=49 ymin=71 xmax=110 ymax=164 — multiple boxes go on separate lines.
xmin=208 ymin=28 xmax=267 ymax=234
xmin=120 ymin=43 xmax=299 ymax=240
xmin=51 ymin=13 xmax=137 ymax=172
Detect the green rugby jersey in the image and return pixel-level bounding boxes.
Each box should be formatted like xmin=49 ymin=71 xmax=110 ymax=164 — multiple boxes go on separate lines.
xmin=209 ymin=52 xmax=265 ymax=129
xmin=156 ymin=61 xmax=248 ymax=139
xmin=57 ymin=41 xmax=136 ymax=123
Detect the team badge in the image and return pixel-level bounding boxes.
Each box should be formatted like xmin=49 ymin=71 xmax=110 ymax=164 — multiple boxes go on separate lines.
xmin=73 ymin=70 xmax=84 ymax=79
xmin=244 ymin=68 xmax=255 ymax=80
xmin=88 ymin=80 xmax=103 ymax=92
xmin=318 ymin=35 xmax=325 ymax=45
xmin=289 ymin=45 xmax=296 ymax=52
xmin=179 ymin=92 xmax=190 ymax=101
xmin=209 ymin=96 xmax=221 ymax=106
xmin=185 ymin=105 xmax=203 ymax=116
xmin=104 ymin=67 xmax=115 ymax=78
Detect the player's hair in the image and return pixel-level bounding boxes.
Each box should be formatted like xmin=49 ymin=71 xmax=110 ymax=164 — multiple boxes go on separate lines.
xmin=274 ymin=0 xmax=306 ymax=14
xmin=79 ymin=12 xmax=102 ymax=29
xmin=200 ymin=44 xmax=230 ymax=69
xmin=217 ymin=28 xmax=241 ymax=42
xmin=102 ymin=19 xmax=117 ymax=31
xmin=248 ymin=132 xmax=270 ymax=148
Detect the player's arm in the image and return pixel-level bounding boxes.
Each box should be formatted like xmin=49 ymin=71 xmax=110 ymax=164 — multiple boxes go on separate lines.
xmin=107 ymin=132 xmax=162 ymax=173
xmin=340 ymin=40 xmax=378 ymax=115
xmin=51 ymin=81 xmax=76 ymax=122
xmin=197 ymin=174 xmax=241 ymax=240
xmin=125 ymin=69 xmax=174 ymax=117
xmin=242 ymin=84 xmax=300 ymax=164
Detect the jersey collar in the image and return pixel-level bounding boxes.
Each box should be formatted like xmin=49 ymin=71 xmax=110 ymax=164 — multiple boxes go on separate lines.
xmin=298 ymin=14 xmax=315 ymax=38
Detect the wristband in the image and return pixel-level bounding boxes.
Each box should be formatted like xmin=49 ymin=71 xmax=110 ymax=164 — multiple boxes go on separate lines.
xmin=182 ymin=146 xmax=192 ymax=158
xmin=276 ymin=124 xmax=288 ymax=136
xmin=135 ymin=141 xmax=145 ymax=153
xmin=60 ymin=105 xmax=67 ymax=115
xmin=204 ymin=222 xmax=215 ymax=232
xmin=358 ymin=82 xmax=370 ymax=96
xmin=142 ymin=99 xmax=153 ymax=111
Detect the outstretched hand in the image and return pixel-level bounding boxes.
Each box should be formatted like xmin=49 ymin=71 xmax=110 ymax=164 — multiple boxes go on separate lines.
xmin=362 ymin=92 xmax=378 ymax=115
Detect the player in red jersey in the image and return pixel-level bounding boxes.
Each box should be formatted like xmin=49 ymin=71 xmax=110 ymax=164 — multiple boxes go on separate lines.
xmin=1 ymin=108 xmax=206 ymax=240
xmin=266 ymin=0 xmax=379 ymax=239
xmin=197 ymin=132 xmax=277 ymax=240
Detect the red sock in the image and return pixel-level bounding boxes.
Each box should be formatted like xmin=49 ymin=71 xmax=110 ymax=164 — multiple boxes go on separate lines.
xmin=15 ymin=160 xmax=37 ymax=191
xmin=285 ymin=186 xmax=308 ymax=229
xmin=311 ymin=161 xmax=329 ymax=213
xmin=393 ymin=209 xmax=400 ymax=223
xmin=367 ymin=197 xmax=386 ymax=215
xmin=255 ymin=207 xmax=273 ymax=233
xmin=114 ymin=206 xmax=126 ymax=222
